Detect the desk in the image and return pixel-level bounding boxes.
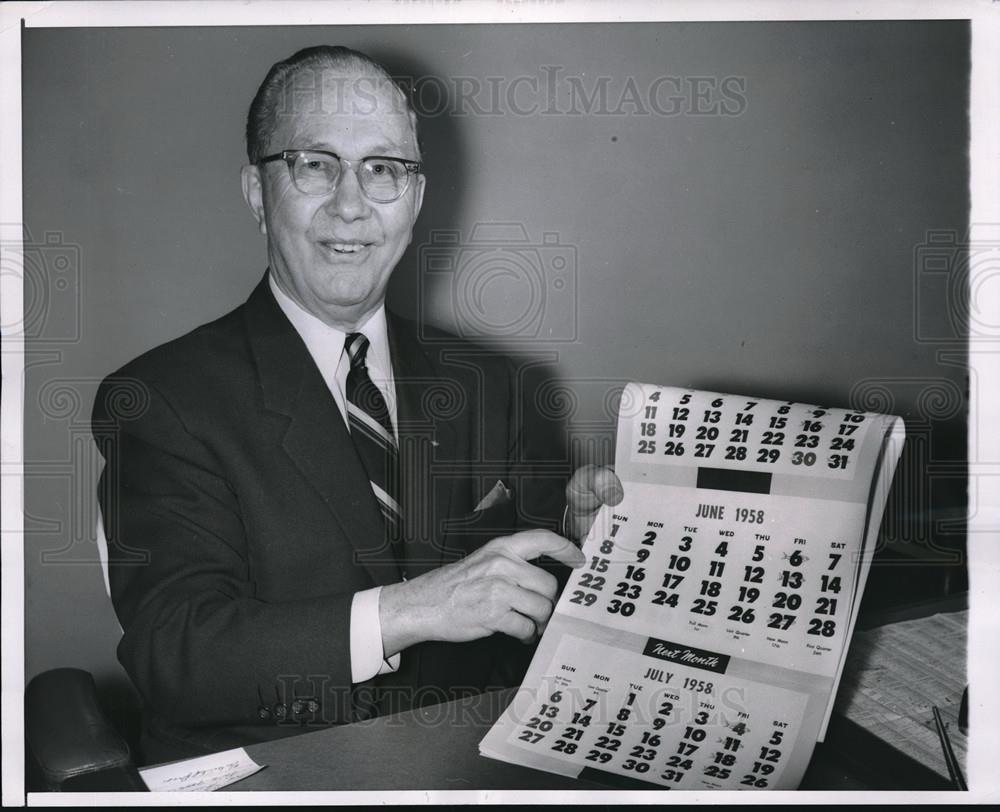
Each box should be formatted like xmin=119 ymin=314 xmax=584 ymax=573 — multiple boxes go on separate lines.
xmin=232 ymin=688 xmax=606 ymax=792
xmin=818 ymin=592 xmax=968 ymax=791
xmin=230 ymin=687 xmax=854 ymax=792
xmin=227 ymin=686 xmax=882 ymax=792
xmin=227 ymin=594 xmax=966 ymax=793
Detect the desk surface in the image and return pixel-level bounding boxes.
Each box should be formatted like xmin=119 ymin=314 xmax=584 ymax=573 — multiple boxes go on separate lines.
xmin=230 ymin=594 xmax=967 ymax=793
xmin=233 ymin=688 xmax=607 ymax=792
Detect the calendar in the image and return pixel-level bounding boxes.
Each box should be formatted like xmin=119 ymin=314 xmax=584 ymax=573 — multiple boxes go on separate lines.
xmin=480 ymin=383 xmax=905 ymax=790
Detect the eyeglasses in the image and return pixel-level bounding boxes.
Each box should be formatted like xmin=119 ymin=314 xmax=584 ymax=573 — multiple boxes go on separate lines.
xmin=258 ymin=149 xmax=421 ymax=203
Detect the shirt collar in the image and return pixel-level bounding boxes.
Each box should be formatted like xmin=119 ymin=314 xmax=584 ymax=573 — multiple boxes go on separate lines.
xmin=267 ymin=273 xmax=391 ymax=374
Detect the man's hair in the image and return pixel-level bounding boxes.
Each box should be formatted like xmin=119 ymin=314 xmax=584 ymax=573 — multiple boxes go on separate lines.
xmin=245 ymin=45 xmax=420 ymax=164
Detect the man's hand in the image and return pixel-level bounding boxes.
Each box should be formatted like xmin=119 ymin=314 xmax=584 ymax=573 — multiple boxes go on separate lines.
xmin=564 ymin=464 xmax=625 ymax=542
xmin=379 ymin=529 xmax=584 ymax=657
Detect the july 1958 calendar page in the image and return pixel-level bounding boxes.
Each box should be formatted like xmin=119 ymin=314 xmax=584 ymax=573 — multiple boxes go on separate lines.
xmin=480 ymin=383 xmax=905 ymax=790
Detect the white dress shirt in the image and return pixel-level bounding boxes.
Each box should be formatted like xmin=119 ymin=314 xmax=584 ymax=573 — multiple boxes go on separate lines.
xmin=269 ymin=275 xmax=401 ymax=684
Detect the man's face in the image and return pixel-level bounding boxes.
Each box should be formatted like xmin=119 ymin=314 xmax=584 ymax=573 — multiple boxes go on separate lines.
xmin=242 ymin=68 xmax=425 ymax=328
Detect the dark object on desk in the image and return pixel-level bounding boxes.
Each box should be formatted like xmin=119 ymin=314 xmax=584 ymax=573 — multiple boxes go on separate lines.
xmin=932 ymin=705 xmax=967 ymax=790
xmin=60 ymin=765 xmax=147 ymax=792
xmin=959 ymin=684 xmax=968 ymax=735
xmin=25 ymin=668 xmax=146 ymax=792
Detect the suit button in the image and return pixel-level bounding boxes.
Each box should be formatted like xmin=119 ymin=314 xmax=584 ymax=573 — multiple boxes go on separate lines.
xmin=257 ymin=706 xmax=272 ymax=721
xmin=273 ymin=703 xmax=287 ymax=720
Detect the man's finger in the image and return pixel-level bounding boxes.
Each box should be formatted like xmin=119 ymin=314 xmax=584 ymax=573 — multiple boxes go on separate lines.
xmin=479 ymin=552 xmax=559 ymax=600
xmin=565 ymin=465 xmax=603 ymax=512
xmin=507 ymin=585 xmax=554 ymax=629
xmin=566 ymin=464 xmax=624 ymax=513
xmin=491 ymin=529 xmax=585 ymax=568
xmin=593 ymin=466 xmax=624 ymax=507
xmin=508 ymin=561 xmax=560 ymax=602
xmin=497 ymin=610 xmax=537 ymax=643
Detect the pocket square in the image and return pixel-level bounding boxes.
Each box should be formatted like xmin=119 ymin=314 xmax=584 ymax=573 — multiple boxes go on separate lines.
xmin=474 ymin=479 xmax=512 ymax=512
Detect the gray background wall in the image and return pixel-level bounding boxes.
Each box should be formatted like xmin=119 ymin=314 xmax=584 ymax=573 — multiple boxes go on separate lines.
xmin=22 ymin=22 xmax=968 ymax=693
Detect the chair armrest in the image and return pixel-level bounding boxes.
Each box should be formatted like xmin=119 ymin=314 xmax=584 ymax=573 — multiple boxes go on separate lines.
xmin=25 ymin=668 xmax=133 ymax=790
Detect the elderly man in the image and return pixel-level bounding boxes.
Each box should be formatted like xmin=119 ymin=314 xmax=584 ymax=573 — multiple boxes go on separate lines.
xmin=93 ymin=45 xmax=620 ymax=763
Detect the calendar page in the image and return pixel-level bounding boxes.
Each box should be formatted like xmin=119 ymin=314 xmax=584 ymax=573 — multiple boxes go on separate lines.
xmin=480 ymin=383 xmax=905 ymax=790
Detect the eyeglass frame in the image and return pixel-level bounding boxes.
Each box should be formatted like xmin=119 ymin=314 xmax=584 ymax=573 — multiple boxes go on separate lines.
xmin=257 ymin=149 xmax=422 ymax=203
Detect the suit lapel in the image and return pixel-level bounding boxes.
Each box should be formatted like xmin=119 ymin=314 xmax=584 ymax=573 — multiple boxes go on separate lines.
xmin=244 ymin=276 xmax=402 ymax=586
xmin=387 ymin=312 xmax=461 ymax=578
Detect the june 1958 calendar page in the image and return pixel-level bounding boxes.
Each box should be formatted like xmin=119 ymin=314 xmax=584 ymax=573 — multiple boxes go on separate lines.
xmin=480 ymin=383 xmax=905 ymax=790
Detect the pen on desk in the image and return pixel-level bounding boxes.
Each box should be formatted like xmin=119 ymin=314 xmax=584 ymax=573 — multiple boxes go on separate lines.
xmin=932 ymin=705 xmax=967 ymax=790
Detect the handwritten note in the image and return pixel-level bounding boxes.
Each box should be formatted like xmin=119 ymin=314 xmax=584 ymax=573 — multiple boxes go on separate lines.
xmin=138 ymin=747 xmax=264 ymax=792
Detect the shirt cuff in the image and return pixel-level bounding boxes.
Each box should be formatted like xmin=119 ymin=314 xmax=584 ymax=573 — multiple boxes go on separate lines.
xmin=350 ymin=586 xmax=400 ymax=683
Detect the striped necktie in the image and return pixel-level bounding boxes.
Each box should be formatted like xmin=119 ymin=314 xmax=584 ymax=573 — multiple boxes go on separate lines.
xmin=344 ymin=332 xmax=404 ymax=566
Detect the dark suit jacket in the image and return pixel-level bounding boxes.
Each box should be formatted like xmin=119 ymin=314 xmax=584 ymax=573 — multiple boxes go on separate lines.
xmin=92 ymin=275 xmax=568 ymax=763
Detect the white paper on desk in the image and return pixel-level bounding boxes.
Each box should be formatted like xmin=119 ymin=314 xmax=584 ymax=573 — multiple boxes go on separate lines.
xmin=138 ymin=747 xmax=264 ymax=791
